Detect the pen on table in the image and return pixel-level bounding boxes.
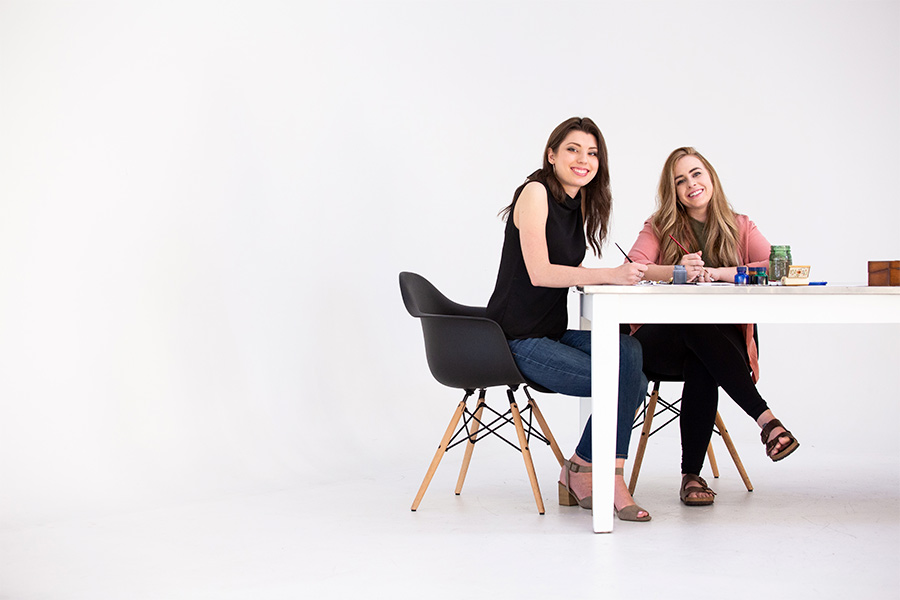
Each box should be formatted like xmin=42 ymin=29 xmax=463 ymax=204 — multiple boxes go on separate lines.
xmin=615 ymin=243 xmax=633 ymax=263
xmin=667 ymin=233 xmax=691 ymax=254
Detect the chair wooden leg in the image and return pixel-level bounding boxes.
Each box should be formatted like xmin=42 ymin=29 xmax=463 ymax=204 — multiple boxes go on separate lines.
xmin=527 ymin=395 xmax=565 ymax=467
xmin=715 ymin=411 xmax=753 ymax=492
xmin=628 ymin=383 xmax=660 ymax=495
xmin=509 ymin=394 xmax=545 ymax=514
xmin=411 ymin=399 xmax=467 ymax=511
xmin=707 ymin=442 xmax=720 ymax=478
xmin=455 ymin=391 xmax=486 ymax=495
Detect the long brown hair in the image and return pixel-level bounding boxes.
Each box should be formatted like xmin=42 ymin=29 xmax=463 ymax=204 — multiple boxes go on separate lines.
xmin=500 ymin=117 xmax=612 ymax=256
xmin=652 ymin=147 xmax=739 ymax=267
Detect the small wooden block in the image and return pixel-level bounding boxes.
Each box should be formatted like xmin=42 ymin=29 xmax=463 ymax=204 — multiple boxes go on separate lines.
xmin=783 ymin=265 xmax=811 ymax=286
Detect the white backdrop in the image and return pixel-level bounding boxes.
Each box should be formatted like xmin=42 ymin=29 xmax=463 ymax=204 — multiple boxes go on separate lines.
xmin=1 ymin=0 xmax=898 ymax=524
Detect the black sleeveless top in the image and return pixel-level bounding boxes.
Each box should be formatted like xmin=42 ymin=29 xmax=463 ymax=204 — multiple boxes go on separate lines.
xmin=486 ymin=178 xmax=586 ymax=340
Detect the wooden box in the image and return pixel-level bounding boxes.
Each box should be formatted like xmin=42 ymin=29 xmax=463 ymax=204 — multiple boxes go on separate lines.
xmin=868 ymin=260 xmax=900 ymax=286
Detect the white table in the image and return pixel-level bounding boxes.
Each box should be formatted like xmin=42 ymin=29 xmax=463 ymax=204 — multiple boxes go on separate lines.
xmin=578 ymin=284 xmax=900 ymax=533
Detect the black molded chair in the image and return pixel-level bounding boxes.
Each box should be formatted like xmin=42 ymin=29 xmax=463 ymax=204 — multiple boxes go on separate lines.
xmin=628 ymin=374 xmax=753 ymax=495
xmin=399 ymin=271 xmax=564 ymax=514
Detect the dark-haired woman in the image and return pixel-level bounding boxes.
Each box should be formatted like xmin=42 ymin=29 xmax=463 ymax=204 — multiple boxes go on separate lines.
xmin=627 ymin=147 xmax=800 ymax=506
xmin=487 ymin=117 xmax=650 ymax=521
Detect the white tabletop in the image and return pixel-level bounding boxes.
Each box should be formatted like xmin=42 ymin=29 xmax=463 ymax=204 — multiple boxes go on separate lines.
xmin=581 ymin=282 xmax=898 ymax=295
xmin=580 ymin=283 xmax=900 ymax=325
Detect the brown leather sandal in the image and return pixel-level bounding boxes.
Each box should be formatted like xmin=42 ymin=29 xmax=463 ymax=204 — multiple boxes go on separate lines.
xmin=680 ymin=473 xmax=716 ymax=506
xmin=761 ymin=418 xmax=800 ymax=462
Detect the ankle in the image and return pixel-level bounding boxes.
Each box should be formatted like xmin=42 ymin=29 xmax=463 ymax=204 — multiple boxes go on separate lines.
xmin=570 ymin=454 xmax=590 ymax=467
xmin=613 ymin=482 xmax=639 ymax=510
xmin=756 ymin=410 xmax=776 ymax=429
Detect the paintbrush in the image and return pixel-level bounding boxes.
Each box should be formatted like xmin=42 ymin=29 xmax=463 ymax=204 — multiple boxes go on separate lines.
xmin=615 ymin=243 xmax=633 ymax=263
xmin=667 ymin=233 xmax=691 ymax=254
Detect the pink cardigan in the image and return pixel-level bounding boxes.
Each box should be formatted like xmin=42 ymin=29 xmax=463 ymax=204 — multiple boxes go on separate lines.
xmin=627 ymin=214 xmax=770 ymax=382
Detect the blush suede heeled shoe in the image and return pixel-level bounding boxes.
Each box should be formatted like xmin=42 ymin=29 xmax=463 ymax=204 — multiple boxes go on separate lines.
xmin=558 ymin=459 xmax=591 ymax=509
xmin=614 ymin=467 xmax=651 ymax=522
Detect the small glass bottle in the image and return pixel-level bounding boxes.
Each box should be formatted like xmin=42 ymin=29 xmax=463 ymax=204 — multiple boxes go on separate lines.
xmin=769 ymin=245 xmax=790 ymax=282
xmin=734 ymin=266 xmax=749 ymax=285
xmin=755 ymin=266 xmax=768 ymax=285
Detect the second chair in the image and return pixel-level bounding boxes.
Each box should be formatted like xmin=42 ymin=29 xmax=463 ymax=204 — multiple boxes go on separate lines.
xmin=628 ymin=375 xmax=754 ymax=495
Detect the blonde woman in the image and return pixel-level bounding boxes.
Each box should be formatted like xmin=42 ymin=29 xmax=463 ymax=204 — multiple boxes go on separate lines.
xmin=627 ymin=147 xmax=799 ymax=506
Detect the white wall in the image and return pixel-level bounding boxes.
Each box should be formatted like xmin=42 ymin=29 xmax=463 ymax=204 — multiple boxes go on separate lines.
xmin=1 ymin=0 xmax=898 ymax=523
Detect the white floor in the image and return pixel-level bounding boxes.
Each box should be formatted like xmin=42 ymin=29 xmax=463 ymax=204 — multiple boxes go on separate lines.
xmin=3 ymin=426 xmax=898 ymax=600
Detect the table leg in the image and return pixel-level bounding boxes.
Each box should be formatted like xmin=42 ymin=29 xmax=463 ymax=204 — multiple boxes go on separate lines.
xmin=589 ymin=294 xmax=620 ymax=533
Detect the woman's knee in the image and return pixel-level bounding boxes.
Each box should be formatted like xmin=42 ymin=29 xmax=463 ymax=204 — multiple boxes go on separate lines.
xmin=680 ymin=323 xmax=722 ymax=347
xmin=619 ymin=334 xmax=643 ymax=368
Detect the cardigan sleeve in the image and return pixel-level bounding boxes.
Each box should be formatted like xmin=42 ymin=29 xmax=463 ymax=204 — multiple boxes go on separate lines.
xmin=738 ymin=215 xmax=771 ymax=268
xmin=736 ymin=214 xmax=768 ymax=382
xmin=627 ymin=218 xmax=661 ymax=265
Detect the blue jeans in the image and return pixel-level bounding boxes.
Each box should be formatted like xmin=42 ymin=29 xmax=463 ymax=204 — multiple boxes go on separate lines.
xmin=508 ymin=330 xmax=645 ymax=461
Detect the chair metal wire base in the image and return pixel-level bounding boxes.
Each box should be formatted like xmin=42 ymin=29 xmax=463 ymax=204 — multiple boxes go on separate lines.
xmin=632 ymin=392 xmax=726 ymax=440
xmin=411 ymin=385 xmax=564 ymax=515
xmin=446 ymin=388 xmax=554 ymax=453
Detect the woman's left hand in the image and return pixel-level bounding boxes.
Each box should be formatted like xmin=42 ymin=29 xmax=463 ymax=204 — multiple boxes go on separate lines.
xmin=679 ymin=252 xmax=706 ymax=282
xmin=700 ymin=268 xmax=718 ymax=282
xmin=689 ymin=267 xmax=715 ymax=283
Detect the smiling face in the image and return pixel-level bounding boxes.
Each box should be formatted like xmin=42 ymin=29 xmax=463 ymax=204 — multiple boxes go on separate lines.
xmin=546 ymin=130 xmax=600 ymax=197
xmin=673 ymin=155 xmax=714 ymax=221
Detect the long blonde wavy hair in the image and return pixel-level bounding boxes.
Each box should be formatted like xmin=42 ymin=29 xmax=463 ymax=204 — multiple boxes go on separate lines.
xmin=651 ymin=147 xmax=740 ymax=267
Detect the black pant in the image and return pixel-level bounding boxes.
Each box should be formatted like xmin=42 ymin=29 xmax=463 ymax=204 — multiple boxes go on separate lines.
xmin=632 ymin=324 xmax=769 ymax=475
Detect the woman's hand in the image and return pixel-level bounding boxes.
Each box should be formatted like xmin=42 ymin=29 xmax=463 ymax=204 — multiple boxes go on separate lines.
xmin=704 ymin=267 xmax=734 ymax=283
xmin=695 ymin=268 xmax=714 ymax=283
xmin=610 ymin=262 xmax=648 ymax=285
xmin=679 ymin=251 xmax=706 ymax=282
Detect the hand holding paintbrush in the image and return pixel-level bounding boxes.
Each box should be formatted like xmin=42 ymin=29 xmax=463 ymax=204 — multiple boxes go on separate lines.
xmin=668 ymin=234 xmax=712 ymax=282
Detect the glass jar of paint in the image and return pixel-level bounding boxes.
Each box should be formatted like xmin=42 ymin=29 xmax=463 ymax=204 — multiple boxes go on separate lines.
xmin=769 ymin=246 xmax=791 ymax=282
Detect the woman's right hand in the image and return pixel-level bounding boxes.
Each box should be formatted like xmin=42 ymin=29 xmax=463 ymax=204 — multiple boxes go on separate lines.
xmin=609 ymin=262 xmax=648 ymax=285
xmin=679 ymin=251 xmax=706 ymax=282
